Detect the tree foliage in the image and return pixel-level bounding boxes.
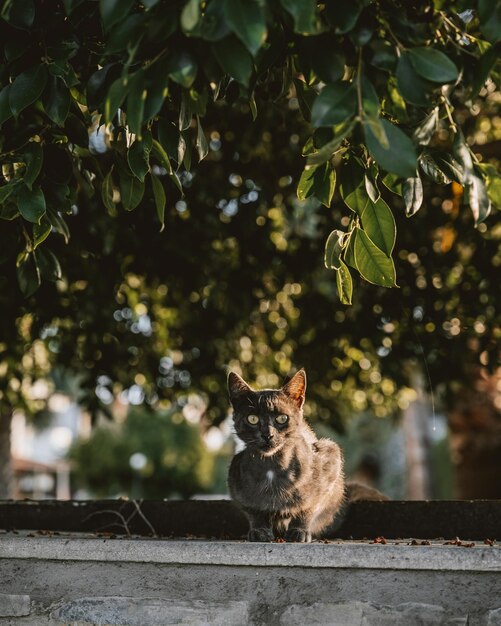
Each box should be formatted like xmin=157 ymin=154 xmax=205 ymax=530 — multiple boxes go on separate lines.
xmin=0 ymin=0 xmax=499 ymax=306
xmin=70 ymin=407 xmax=216 ymax=498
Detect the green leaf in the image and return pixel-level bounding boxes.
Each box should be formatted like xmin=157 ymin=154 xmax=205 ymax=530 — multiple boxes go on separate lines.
xmin=181 ymin=0 xmax=201 ymax=33
xmin=151 ymin=173 xmax=166 ymax=231
xmin=196 ymin=116 xmax=209 ymax=162
xmin=127 ymin=137 xmax=151 ymax=182
xmin=280 ymin=0 xmax=317 ymax=34
xmin=152 ymin=139 xmax=174 ymax=174
xmin=420 ymin=148 xmax=466 ymax=185
xmin=47 ymin=208 xmax=70 ymax=243
xmin=354 ymin=228 xmax=397 ymax=287
xmin=44 ymin=75 xmax=71 ymax=126
xmin=408 ymin=48 xmax=459 ymax=83
xmin=311 ymin=82 xmax=357 ymax=127
xmin=104 ymin=76 xmax=129 ymax=123
xmin=0 ymin=180 xmax=20 ymax=204
xmin=336 ymin=259 xmax=353 ymax=305
xmin=403 ymin=176 xmax=423 ymax=217
xmin=100 ymin=0 xmax=135 ymax=30
xmin=297 ymin=163 xmax=336 ymax=207
xmin=413 ymin=107 xmax=439 ymax=145
xmin=477 ymin=163 xmax=501 ymax=208
xmin=101 ymin=169 xmax=116 ymax=212
xmin=306 ymin=119 xmax=355 ymax=166
xmin=36 ymin=248 xmax=62 ymax=282
xmin=18 ymin=187 xmax=46 ymax=224
xmin=343 ymin=230 xmax=357 ymax=269
xmin=126 ymin=71 xmax=146 ymax=135
xmin=0 ymin=85 xmax=12 ymax=125
xmin=17 ymin=253 xmax=41 ymax=297
xmin=479 ymin=0 xmax=501 ymax=43
xmin=381 ymin=173 xmax=403 ymax=196
xmin=339 ymin=158 xmax=367 ymax=213
xmin=33 ymin=219 xmax=52 ymax=249
xmin=22 ymin=142 xmax=43 ymax=190
xmin=168 ymin=51 xmax=198 ymax=89
xmin=396 ymin=53 xmax=432 ymax=107
xmin=325 ymin=2 xmax=362 ymax=34
xmin=224 ymin=0 xmax=267 ymax=56
xmin=119 ymin=174 xmax=145 ymax=211
xmin=293 ymin=78 xmax=316 ymax=122
xmin=5 ymin=0 xmax=35 ymax=28
xmin=364 ymin=171 xmax=380 ymax=203
xmin=465 ymin=169 xmax=491 ymax=224
xmin=213 ymin=36 xmax=253 ymax=86
xmin=9 ymin=65 xmax=48 ymax=117
xmin=471 ymin=43 xmax=501 ymax=95
xmin=364 ymin=118 xmax=417 ymax=179
xmin=359 ymin=198 xmax=396 ymax=256
xmin=324 ymin=229 xmax=344 ymax=269
xmin=452 ymin=131 xmax=474 ymax=184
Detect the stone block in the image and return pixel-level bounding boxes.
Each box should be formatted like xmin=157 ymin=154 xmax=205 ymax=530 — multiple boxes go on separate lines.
xmin=488 ymin=608 xmax=501 ymax=626
xmin=51 ymin=596 xmax=249 ymax=626
xmin=280 ymin=601 xmax=366 ymax=626
xmin=0 ymin=594 xmax=30 ymax=617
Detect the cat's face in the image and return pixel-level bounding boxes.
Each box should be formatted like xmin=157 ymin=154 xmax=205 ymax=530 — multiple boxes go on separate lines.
xmin=228 ymin=370 xmax=306 ymax=456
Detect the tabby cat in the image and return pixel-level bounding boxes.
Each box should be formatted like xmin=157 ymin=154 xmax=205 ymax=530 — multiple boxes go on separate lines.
xmin=227 ymin=369 xmax=345 ymax=542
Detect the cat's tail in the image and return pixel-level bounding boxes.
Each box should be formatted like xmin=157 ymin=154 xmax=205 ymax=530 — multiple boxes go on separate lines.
xmin=345 ymin=480 xmax=389 ymax=503
xmin=324 ymin=481 xmax=388 ymax=537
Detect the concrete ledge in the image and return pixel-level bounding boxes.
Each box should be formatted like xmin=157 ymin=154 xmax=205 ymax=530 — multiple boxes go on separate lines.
xmin=0 ymin=534 xmax=500 ymax=625
xmin=0 ymin=535 xmax=500 ymax=572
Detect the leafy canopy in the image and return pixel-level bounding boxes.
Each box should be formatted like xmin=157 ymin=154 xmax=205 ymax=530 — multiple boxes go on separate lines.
xmin=0 ymin=0 xmax=499 ymax=304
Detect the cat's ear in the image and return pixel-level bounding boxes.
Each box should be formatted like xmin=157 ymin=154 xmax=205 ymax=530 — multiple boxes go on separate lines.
xmin=228 ymin=372 xmax=253 ymax=403
xmin=282 ymin=369 xmax=306 ymax=408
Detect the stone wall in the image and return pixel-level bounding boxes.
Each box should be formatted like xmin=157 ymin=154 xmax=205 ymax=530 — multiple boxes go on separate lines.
xmin=0 ymin=534 xmax=500 ymax=625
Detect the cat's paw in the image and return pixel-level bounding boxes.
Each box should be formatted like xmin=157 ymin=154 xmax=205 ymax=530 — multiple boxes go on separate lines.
xmin=248 ymin=528 xmax=274 ymax=542
xmin=285 ymin=528 xmax=312 ymax=543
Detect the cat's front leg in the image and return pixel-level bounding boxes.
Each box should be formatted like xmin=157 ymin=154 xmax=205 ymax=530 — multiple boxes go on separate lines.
xmin=246 ymin=510 xmax=274 ymax=542
xmin=285 ymin=512 xmax=312 ymax=543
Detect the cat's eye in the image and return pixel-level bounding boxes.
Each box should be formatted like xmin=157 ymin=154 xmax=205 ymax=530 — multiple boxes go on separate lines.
xmin=247 ymin=414 xmax=259 ymax=425
xmin=276 ymin=414 xmax=288 ymax=424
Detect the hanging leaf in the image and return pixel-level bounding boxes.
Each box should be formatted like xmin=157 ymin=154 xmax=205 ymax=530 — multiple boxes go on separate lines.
xmin=403 ymin=176 xmax=424 ymax=217
xmin=18 ymin=187 xmax=46 ymax=223
xmin=100 ymin=0 xmax=135 ymax=31
xmin=324 ymin=229 xmax=344 ymax=270
xmin=381 ymin=173 xmax=403 ymax=196
xmin=181 ymin=0 xmax=201 ymax=33
xmin=478 ymin=0 xmax=501 ymax=43
xmin=22 ymin=142 xmax=43 ymax=190
xmin=151 ymin=173 xmax=166 ymax=232
xmin=465 ymin=170 xmax=492 ymax=224
xmin=311 ymin=82 xmax=357 ymax=127
xmin=119 ymin=174 xmax=145 ymax=211
xmin=33 ymin=219 xmax=52 ymax=249
xmin=168 ymin=51 xmax=198 ymax=89
xmin=336 ymin=259 xmax=353 ymax=305
xmin=43 ymin=75 xmax=71 ymax=126
xmin=408 ymin=48 xmax=459 ymax=83
xmin=224 ymin=0 xmax=267 ymax=56
xmin=364 ymin=118 xmax=417 ymax=179
xmin=396 ymin=53 xmax=431 ymax=107
xmin=126 ymin=71 xmax=146 ymax=136
xmin=297 ymin=163 xmax=336 ymax=207
xmin=101 ymin=169 xmax=116 ymax=212
xmin=104 ymin=76 xmax=129 ymax=123
xmin=9 ymin=65 xmax=48 ymax=116
xmin=419 ymin=151 xmax=451 ymax=185
xmin=17 ymin=253 xmax=41 ymax=297
xmin=359 ymin=198 xmax=396 ymax=256
xmin=127 ymin=133 xmax=152 ymax=182
xmin=196 ymin=116 xmax=209 ymax=162
xmin=339 ymin=158 xmax=368 ymax=213
xmin=36 ymin=248 xmax=62 ymax=282
xmin=280 ymin=0 xmax=317 ymax=34
xmin=306 ymin=119 xmax=355 ymax=166
xmin=343 ymin=229 xmax=357 ymax=269
xmin=364 ymin=172 xmax=380 ymax=203
xmin=0 ymin=85 xmax=12 ymax=124
xmin=213 ymin=36 xmax=253 ymax=86
xmin=452 ymin=131 xmax=474 ymax=184
xmin=413 ymin=108 xmax=439 ymax=145
xmin=354 ymin=228 xmax=397 ymax=287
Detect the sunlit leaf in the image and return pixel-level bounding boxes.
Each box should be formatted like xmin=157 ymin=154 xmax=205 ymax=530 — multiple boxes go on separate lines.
xmin=354 ymin=228 xmax=397 ymax=288
xmin=151 ymin=173 xmax=166 ymax=232
xmin=403 ymin=176 xmax=423 ymax=217
xmin=364 ymin=118 xmax=417 ymax=179
xmin=336 ymin=259 xmax=353 ymax=305
xmin=324 ymin=229 xmax=344 ymax=269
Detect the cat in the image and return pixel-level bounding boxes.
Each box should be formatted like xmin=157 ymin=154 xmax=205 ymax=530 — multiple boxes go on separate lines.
xmin=227 ymin=368 xmax=346 ymax=542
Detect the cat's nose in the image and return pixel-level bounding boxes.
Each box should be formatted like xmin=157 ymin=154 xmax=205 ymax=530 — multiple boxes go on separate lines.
xmin=262 ymin=433 xmax=273 ymax=442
